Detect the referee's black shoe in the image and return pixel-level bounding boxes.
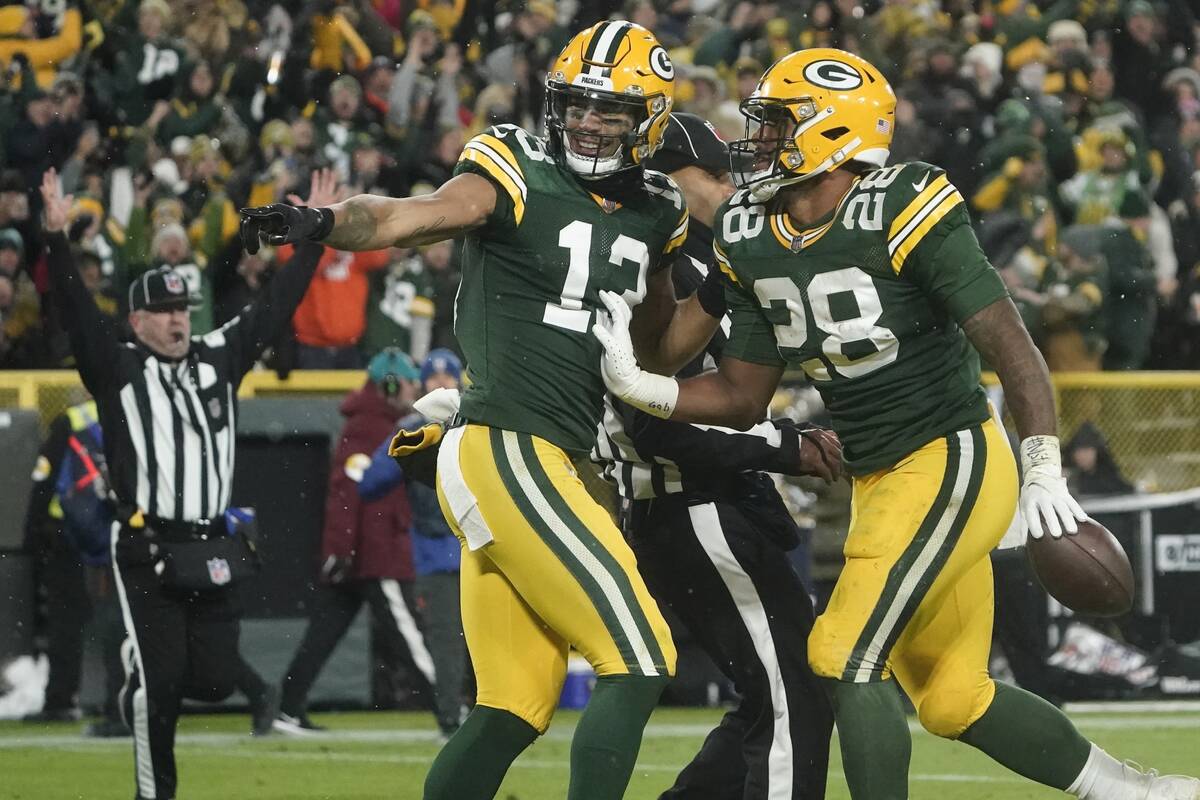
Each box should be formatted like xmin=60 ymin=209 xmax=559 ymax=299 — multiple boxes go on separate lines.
xmin=250 ymin=685 xmax=279 ymax=737
xmin=272 ymin=711 xmax=327 ymax=736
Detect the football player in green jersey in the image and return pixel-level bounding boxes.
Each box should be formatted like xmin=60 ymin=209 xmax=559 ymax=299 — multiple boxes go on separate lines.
xmin=239 ymin=21 xmax=750 ymax=800
xmin=594 ymin=49 xmax=1200 ymax=800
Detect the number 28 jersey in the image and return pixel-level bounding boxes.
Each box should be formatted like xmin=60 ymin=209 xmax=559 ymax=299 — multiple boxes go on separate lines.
xmin=451 ymin=125 xmax=689 ymax=454
xmin=716 ymin=161 xmax=1009 ymax=475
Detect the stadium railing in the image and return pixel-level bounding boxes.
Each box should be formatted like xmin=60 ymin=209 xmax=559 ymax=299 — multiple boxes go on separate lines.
xmin=3 ymin=370 xmax=1200 ymax=490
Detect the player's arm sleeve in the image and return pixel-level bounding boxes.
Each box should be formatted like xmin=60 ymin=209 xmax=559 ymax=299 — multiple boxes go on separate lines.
xmin=713 ymin=239 xmax=786 ymax=367
xmin=621 ymin=401 xmax=803 ymax=474
xmin=359 ymin=438 xmax=405 ymax=502
xmin=45 ymin=232 xmax=121 ymax=395
xmin=452 ymin=129 xmax=523 ymax=230
xmin=887 ymin=175 xmax=1009 ymax=324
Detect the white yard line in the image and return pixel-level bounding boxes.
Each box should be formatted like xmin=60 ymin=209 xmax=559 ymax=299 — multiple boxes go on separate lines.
xmin=1064 ymin=700 xmax=1200 ymax=714
xmin=6 ymin=712 xmax=1198 ymax=751
xmin=42 ymin=744 xmax=1026 ymax=784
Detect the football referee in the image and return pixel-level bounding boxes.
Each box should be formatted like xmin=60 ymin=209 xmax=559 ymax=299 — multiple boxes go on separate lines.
xmin=592 ymin=114 xmax=838 ymax=799
xmin=40 ymin=168 xmax=324 ymax=800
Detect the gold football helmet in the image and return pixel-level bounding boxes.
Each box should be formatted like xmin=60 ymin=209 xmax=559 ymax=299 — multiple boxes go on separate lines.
xmin=545 ymin=21 xmax=675 ymax=180
xmin=730 ymin=49 xmax=896 ymax=201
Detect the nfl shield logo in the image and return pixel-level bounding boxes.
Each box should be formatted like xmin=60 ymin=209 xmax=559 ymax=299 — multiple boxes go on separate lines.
xmin=164 ymin=273 xmax=185 ymax=295
xmin=206 ymin=557 xmax=232 ymax=586
xmin=790 ymin=236 xmax=804 ymax=253
xmin=208 ymin=397 xmax=221 ymax=419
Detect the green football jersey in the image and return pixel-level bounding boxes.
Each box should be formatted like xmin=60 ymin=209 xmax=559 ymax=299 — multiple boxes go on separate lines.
xmin=362 ymin=254 xmax=436 ymax=356
xmin=716 ymin=161 xmax=1009 ymax=475
xmin=452 ymin=125 xmax=689 ymax=454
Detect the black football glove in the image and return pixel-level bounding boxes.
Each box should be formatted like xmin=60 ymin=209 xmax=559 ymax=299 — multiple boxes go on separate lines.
xmin=239 ymin=204 xmax=334 ymax=254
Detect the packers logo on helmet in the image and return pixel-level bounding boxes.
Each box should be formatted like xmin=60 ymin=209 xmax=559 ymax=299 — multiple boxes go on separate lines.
xmin=730 ymin=49 xmax=896 ymax=202
xmin=545 ymin=21 xmax=674 ymax=181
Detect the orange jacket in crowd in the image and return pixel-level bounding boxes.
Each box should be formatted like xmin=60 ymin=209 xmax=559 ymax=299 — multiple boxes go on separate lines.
xmin=279 ymin=244 xmax=389 ymax=348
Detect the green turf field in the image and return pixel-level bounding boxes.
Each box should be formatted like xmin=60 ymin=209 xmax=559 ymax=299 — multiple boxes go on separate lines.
xmin=2 ymin=705 xmax=1198 ymax=799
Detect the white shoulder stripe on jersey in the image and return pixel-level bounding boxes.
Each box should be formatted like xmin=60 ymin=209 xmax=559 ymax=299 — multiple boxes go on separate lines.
xmin=887 ymin=183 xmax=958 ymax=257
xmin=463 ymin=140 xmax=528 ymax=200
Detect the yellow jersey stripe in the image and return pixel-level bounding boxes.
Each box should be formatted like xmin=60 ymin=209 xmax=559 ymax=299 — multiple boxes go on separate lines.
xmin=713 ymin=240 xmax=740 ymax=285
xmin=887 ymin=174 xmax=950 ymax=244
xmin=888 ymin=182 xmax=957 ymax=260
xmin=460 ymin=147 xmax=526 ymax=224
xmin=778 ymin=211 xmax=802 ymax=239
xmin=802 ymin=216 xmax=837 ymax=249
xmin=663 ymin=209 xmax=688 ymax=254
xmin=890 ymin=190 xmax=963 ymax=274
xmin=769 ymin=214 xmax=791 ymax=249
xmin=464 ymin=140 xmax=527 ymax=200
xmin=472 ymin=134 xmax=524 ymax=183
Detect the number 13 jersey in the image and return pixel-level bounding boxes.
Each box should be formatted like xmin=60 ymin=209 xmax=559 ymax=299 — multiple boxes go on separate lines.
xmin=451 ymin=125 xmax=689 ymax=454
xmin=715 ymin=161 xmax=1010 ymax=475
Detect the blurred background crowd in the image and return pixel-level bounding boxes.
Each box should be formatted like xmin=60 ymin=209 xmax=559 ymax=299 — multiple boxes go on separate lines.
xmin=0 ymin=0 xmax=1197 ymax=373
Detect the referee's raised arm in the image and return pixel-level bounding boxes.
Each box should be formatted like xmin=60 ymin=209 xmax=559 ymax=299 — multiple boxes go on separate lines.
xmin=40 ymin=169 xmax=121 ymax=396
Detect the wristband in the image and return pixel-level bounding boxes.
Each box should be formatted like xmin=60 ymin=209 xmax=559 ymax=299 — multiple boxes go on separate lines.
xmin=696 ymin=268 xmax=727 ymax=319
xmin=311 ymin=207 xmax=335 ymax=241
xmin=1019 ymin=435 xmax=1061 ymax=478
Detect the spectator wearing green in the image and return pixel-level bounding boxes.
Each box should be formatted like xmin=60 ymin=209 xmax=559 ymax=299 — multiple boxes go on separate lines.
xmin=112 ymin=0 xmax=186 ymax=126
xmin=362 ymin=247 xmax=436 ymax=364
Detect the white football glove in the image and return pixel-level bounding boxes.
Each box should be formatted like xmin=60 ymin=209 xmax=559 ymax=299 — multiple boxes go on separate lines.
xmin=591 ymin=290 xmax=679 ymax=419
xmin=413 ymin=387 xmax=460 ymax=424
xmin=1019 ymin=435 xmax=1087 ymax=539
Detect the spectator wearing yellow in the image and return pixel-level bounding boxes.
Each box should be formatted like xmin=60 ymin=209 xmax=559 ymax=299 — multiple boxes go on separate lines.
xmin=1060 ymin=129 xmax=1148 ymax=225
xmin=975 ymin=136 xmax=1060 ymax=266
xmin=0 ymin=3 xmax=82 ymax=89
xmin=309 ymin=3 xmax=372 ymax=73
xmin=1039 ymin=227 xmax=1109 ymax=372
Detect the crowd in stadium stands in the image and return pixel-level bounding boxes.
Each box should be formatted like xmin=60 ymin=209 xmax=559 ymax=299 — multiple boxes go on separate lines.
xmin=0 ymin=0 xmax=1197 ymax=373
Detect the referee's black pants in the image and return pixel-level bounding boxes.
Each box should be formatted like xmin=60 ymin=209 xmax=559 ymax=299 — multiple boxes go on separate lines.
xmin=279 ymin=578 xmax=436 ymax=719
xmin=112 ymin=527 xmax=243 ymax=800
xmin=628 ymin=495 xmax=833 ymax=800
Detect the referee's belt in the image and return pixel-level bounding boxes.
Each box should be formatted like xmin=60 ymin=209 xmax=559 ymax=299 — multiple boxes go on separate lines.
xmin=128 ymin=515 xmax=225 ymax=541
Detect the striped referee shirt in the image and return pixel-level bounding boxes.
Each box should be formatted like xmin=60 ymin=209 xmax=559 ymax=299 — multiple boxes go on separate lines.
xmin=46 ymin=233 xmax=323 ymax=524
xmin=591 ymin=218 xmax=805 ymax=500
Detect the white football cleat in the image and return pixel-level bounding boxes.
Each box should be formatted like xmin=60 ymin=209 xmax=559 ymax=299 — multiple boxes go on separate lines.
xmin=1125 ymin=762 xmax=1200 ymax=800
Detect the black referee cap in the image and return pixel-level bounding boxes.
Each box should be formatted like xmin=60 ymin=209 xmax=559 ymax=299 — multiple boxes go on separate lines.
xmin=645 ymin=112 xmax=730 ymax=177
xmin=129 ymin=266 xmax=191 ymax=313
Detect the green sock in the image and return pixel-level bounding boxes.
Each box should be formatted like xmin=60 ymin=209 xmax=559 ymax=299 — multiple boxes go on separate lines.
xmin=830 ymin=679 xmax=912 ymax=800
xmin=423 ymin=705 xmax=538 ymax=800
xmin=958 ymin=681 xmax=1090 ymax=789
xmin=567 ymin=674 xmax=670 ymax=800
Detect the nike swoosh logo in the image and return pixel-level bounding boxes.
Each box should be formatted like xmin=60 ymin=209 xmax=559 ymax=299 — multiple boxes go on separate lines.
xmin=912 ymin=173 xmax=929 ymax=192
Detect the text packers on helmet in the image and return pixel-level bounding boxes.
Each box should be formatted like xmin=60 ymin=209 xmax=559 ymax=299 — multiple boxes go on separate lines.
xmin=545 ymin=21 xmax=674 ymax=180
xmin=730 ymin=48 xmax=896 ymax=202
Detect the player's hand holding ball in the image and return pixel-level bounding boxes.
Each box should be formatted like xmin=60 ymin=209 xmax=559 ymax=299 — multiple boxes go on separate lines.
xmin=1018 ymin=435 xmax=1087 ymax=539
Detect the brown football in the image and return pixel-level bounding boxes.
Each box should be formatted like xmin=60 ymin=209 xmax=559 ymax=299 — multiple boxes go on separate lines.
xmin=1026 ymin=518 xmax=1135 ymax=617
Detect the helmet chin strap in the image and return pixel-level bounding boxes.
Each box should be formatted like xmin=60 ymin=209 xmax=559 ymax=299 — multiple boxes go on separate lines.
xmin=747 ymin=135 xmax=866 ymax=203
xmin=561 ymin=131 xmax=625 ymax=178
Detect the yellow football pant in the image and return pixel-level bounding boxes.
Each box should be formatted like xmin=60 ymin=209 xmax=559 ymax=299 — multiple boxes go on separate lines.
xmin=436 ymin=424 xmax=676 ymax=733
xmin=809 ymin=419 xmax=1018 ymax=738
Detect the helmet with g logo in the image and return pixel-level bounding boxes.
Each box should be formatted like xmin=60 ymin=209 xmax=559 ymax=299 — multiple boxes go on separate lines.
xmin=545 ymin=21 xmax=675 ymax=180
xmin=730 ymin=49 xmax=896 ymax=201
